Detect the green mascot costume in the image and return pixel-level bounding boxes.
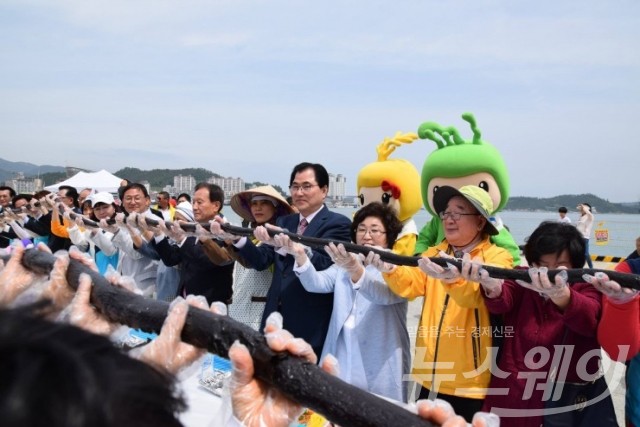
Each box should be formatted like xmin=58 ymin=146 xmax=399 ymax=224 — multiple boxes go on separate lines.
xmin=414 ymin=112 xmax=521 ymax=266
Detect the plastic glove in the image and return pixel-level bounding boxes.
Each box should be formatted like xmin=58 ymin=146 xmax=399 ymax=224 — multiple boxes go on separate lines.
xmin=271 ymin=233 xmax=304 ymax=255
xmin=364 ymin=251 xmax=396 ymax=273
xmin=516 ymin=267 xmax=569 ymax=300
xmin=325 ymin=242 xmax=363 ymax=276
xmin=99 ymin=217 xmax=119 ymax=234
xmin=0 ymin=241 xmax=49 ymax=306
xmin=104 ymin=267 xmax=143 ymax=295
xmin=583 ymin=272 xmax=639 ymax=304
xmin=188 ymin=222 xmax=212 ymax=241
xmin=62 ymin=208 xmax=73 ymax=223
xmin=42 ymin=193 xmax=57 ymax=210
xmin=195 ymin=223 xmax=213 ymax=242
xmin=134 ymin=295 xmax=210 ymax=375
xmin=74 ymin=214 xmax=86 ymax=229
xmin=205 ymin=217 xmax=235 ymax=241
xmin=227 ymin=311 xmax=338 ymax=427
xmin=68 ymin=272 xmax=121 ymax=335
xmin=35 ymin=197 xmax=49 ymax=215
xmin=415 ymin=398 xmax=499 ymax=427
xmin=4 ymin=208 xmax=23 ymax=222
xmin=136 ymin=214 xmax=159 ymax=236
xmin=125 ymin=212 xmax=142 ymax=232
xmin=418 ymin=251 xmax=460 ymax=283
xmin=253 ymin=223 xmax=286 ymax=246
xmin=39 ymin=252 xmax=76 ymax=312
xmin=459 ymin=253 xmax=503 ymax=298
xmin=157 ymin=219 xmax=186 ymax=244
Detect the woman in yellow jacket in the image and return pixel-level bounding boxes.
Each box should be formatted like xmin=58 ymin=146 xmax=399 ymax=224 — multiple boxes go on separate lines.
xmin=370 ymin=185 xmax=512 ymax=422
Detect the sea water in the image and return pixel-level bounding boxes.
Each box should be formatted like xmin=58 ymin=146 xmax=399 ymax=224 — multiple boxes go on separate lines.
xmin=220 ymin=207 xmax=640 ymax=259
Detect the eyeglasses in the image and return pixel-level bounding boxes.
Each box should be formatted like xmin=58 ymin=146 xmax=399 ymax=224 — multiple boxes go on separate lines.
xmin=438 ymin=211 xmax=480 ymax=221
xmin=355 ymin=227 xmax=386 ymax=237
xmin=289 ymin=184 xmax=318 ymax=193
xmin=124 ymin=196 xmax=145 ymax=203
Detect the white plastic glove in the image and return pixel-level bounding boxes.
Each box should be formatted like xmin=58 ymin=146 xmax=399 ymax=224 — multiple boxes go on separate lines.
xmin=325 ymin=242 xmax=363 ymax=277
xmin=195 ymin=223 xmax=214 ymax=242
xmin=157 ymin=218 xmax=186 ymax=244
xmin=98 ymin=217 xmax=119 ymax=234
xmin=272 ymin=233 xmax=306 ymax=258
xmin=418 ymin=251 xmax=460 ymax=283
xmin=74 ymin=214 xmax=86 ymax=229
xmin=227 ymin=311 xmax=339 ymax=427
xmin=459 ymin=253 xmax=503 ymax=298
xmin=0 ymin=241 xmax=49 ymax=306
xmin=415 ymin=398 xmax=499 ymax=426
xmin=125 ymin=212 xmax=142 ymax=232
xmin=134 ymin=295 xmax=212 ymax=375
xmin=208 ymin=217 xmax=240 ymax=241
xmin=253 ymin=224 xmax=280 ymax=246
xmin=364 ymin=251 xmax=396 ymax=273
xmin=68 ymin=272 xmax=121 ymax=336
xmin=583 ymin=272 xmax=639 ymax=304
xmin=516 ymin=267 xmax=569 ymax=299
xmin=36 ymin=197 xmax=50 ymax=215
xmin=135 ymin=214 xmax=154 ymax=233
xmin=104 ymin=267 xmax=143 ymax=295
xmin=42 ymin=193 xmax=57 ymax=210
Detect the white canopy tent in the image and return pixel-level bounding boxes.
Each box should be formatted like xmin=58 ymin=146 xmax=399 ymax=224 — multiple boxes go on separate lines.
xmin=44 ymin=169 xmax=123 ymax=193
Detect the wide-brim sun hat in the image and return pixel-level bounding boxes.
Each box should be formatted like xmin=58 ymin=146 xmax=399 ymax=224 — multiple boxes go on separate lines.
xmin=433 ymin=185 xmax=499 ymax=236
xmin=230 ymin=185 xmax=294 ymax=223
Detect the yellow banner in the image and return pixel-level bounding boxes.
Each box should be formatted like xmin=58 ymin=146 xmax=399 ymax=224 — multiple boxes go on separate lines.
xmin=594 ymin=221 xmax=609 ymax=246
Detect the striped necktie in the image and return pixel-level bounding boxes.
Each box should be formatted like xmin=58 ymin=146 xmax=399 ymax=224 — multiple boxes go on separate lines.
xmin=297 ymin=218 xmax=308 ymax=235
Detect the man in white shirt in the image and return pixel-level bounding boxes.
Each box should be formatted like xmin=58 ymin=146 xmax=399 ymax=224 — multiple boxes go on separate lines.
xmin=558 ymin=206 xmax=571 ymax=223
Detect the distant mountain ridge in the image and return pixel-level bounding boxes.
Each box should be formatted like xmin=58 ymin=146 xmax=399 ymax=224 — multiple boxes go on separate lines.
xmin=114 ymin=167 xmax=224 ymax=189
xmin=506 ymin=194 xmax=639 ymax=214
xmin=0 ymin=158 xmax=65 ymax=181
xmin=1 ymin=158 xmax=637 ymax=213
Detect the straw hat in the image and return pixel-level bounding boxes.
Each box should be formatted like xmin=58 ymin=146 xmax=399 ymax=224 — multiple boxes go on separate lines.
xmin=230 ymin=185 xmax=294 ymax=223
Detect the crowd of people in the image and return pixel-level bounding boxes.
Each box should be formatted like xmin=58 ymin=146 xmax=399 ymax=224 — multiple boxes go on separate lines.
xmin=0 ymin=162 xmax=639 ymax=426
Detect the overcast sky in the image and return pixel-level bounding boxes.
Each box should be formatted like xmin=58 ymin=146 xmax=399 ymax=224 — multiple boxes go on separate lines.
xmin=1 ymin=1 xmax=638 ymax=202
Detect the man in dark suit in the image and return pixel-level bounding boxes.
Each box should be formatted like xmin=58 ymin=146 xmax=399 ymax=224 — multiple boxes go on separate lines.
xmin=0 ymin=186 xmax=17 ymax=248
xmin=234 ymin=162 xmax=351 ymax=356
xmin=154 ymin=183 xmax=234 ymax=305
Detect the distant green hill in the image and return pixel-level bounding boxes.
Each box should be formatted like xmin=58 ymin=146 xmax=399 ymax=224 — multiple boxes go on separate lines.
xmin=113 ymin=168 xmax=287 ymax=194
xmin=114 ymin=167 xmax=223 ymax=189
xmin=506 ymin=193 xmax=639 ymax=214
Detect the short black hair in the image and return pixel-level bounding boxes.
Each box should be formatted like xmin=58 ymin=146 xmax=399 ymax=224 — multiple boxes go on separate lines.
xmin=194 ymin=182 xmax=224 ymax=204
xmin=0 ymin=186 xmax=16 ymax=198
xmin=524 ymin=221 xmax=586 ymax=268
xmin=177 ymin=193 xmax=191 ymax=202
xmin=59 ymin=185 xmax=80 ymax=208
xmin=12 ymin=194 xmax=32 ymax=208
xmin=157 ymin=191 xmax=170 ymax=199
xmin=122 ymin=183 xmax=150 ymax=199
xmin=289 ymin=162 xmax=329 ymax=188
xmin=558 ymin=206 xmax=568 ymax=214
xmin=0 ymin=306 xmax=186 ymax=427
xmin=350 ymin=202 xmax=403 ymax=248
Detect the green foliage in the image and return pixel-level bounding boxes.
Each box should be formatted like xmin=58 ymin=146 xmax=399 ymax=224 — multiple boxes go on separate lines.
xmin=114 ymin=167 xmax=222 ymax=190
xmin=38 ymin=172 xmax=67 ymax=186
xmin=506 ymin=193 xmax=639 ymax=214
